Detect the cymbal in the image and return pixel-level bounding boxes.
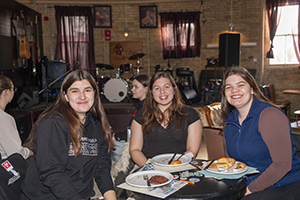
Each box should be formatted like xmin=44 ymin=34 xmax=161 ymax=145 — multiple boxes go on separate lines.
xmin=95 ymin=63 xmax=114 ymax=70
xmin=129 ymin=53 xmax=145 ymax=60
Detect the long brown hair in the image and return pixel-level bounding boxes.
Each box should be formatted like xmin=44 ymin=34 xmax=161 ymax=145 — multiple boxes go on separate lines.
xmin=141 ymin=72 xmax=185 ymax=134
xmin=27 ymin=70 xmax=115 ymax=156
xmin=221 ymin=67 xmax=271 ymax=123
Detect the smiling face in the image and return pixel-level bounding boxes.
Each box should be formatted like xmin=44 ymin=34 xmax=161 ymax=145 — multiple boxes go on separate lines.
xmin=152 ymin=77 xmax=175 ymax=112
xmin=131 ymin=79 xmax=148 ymax=101
xmin=224 ymin=74 xmax=254 ymax=112
xmin=64 ymin=79 xmax=95 ymax=121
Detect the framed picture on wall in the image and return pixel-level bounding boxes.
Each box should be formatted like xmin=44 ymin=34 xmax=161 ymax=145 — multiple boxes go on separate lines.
xmin=94 ymin=6 xmax=112 ymax=28
xmin=139 ymin=6 xmax=157 ymax=28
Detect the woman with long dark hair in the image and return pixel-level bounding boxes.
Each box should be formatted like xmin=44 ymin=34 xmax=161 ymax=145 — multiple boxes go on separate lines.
xmin=21 ymin=70 xmax=116 ymax=200
xmin=130 ymin=72 xmax=202 ymax=167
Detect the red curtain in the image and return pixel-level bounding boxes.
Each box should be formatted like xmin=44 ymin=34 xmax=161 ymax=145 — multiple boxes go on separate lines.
xmin=54 ymin=6 xmax=95 ymax=76
xmin=159 ymin=12 xmax=201 ymax=59
xmin=266 ymin=0 xmax=281 ymax=58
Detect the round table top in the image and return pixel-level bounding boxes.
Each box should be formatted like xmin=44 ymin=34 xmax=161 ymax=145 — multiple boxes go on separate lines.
xmin=168 ymin=175 xmax=246 ymax=200
xmin=167 ymin=160 xmax=247 ymax=200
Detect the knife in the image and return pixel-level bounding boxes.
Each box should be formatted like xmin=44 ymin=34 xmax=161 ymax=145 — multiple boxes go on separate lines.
xmin=204 ymin=159 xmax=216 ymax=170
xmin=168 ymin=153 xmax=177 ymax=164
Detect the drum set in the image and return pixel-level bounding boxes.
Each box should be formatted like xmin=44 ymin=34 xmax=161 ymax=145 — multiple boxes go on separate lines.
xmin=95 ymin=53 xmax=145 ymax=103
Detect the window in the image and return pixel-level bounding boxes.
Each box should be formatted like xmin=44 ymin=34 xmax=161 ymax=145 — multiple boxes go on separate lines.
xmin=160 ymin=12 xmax=201 ymax=59
xmin=270 ymin=5 xmax=299 ymax=65
xmin=166 ymin=23 xmax=195 ymax=47
xmin=54 ymin=6 xmax=95 ymax=75
xmin=61 ymin=16 xmax=89 ymax=68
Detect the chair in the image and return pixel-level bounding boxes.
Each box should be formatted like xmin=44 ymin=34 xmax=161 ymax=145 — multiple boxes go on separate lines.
xmin=295 ymin=110 xmax=300 ymax=127
xmin=198 ymin=102 xmax=227 ymax=160
xmin=262 ymin=84 xmax=291 ymax=119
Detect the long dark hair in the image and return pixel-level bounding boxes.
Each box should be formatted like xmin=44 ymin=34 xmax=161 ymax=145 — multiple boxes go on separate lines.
xmin=221 ymin=67 xmax=271 ymax=123
xmin=141 ymin=72 xmax=185 ymax=134
xmin=28 ymin=70 xmax=115 ymax=156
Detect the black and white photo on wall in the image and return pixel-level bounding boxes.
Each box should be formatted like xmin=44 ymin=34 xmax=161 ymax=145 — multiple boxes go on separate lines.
xmin=94 ymin=5 xmax=112 ymax=28
xmin=139 ymin=6 xmax=157 ymax=28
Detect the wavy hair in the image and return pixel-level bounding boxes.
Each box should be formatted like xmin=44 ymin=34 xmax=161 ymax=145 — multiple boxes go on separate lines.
xmin=221 ymin=67 xmax=271 ymax=123
xmin=141 ymin=72 xmax=185 ymax=134
xmin=27 ymin=70 xmax=115 ymax=156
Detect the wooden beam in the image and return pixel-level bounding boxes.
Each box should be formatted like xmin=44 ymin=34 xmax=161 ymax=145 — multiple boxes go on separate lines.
xmin=16 ymin=0 xmax=194 ymax=5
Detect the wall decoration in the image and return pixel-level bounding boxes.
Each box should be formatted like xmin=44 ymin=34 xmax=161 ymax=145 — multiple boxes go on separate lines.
xmin=110 ymin=41 xmax=143 ymax=69
xmin=139 ymin=6 xmax=157 ymax=28
xmin=94 ymin=6 xmax=112 ymax=28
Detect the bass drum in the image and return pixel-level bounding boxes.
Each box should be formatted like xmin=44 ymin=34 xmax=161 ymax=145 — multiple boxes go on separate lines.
xmin=103 ymin=78 xmax=128 ymax=102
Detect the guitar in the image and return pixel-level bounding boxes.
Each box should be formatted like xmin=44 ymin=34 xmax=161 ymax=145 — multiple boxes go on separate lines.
xmin=19 ymin=11 xmax=31 ymax=59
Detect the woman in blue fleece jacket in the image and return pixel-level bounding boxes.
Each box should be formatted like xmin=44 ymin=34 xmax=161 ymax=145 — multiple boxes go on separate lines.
xmin=21 ymin=70 xmax=116 ymax=200
xmin=221 ymin=67 xmax=300 ymax=200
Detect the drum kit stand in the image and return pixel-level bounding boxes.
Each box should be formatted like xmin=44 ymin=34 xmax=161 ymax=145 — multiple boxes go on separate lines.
xmin=95 ymin=53 xmax=145 ymax=103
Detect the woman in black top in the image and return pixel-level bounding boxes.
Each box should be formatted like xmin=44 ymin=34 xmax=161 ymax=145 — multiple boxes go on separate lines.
xmin=21 ymin=70 xmax=116 ymax=200
xmin=114 ymin=75 xmax=150 ymax=141
xmin=130 ymin=72 xmax=202 ymax=167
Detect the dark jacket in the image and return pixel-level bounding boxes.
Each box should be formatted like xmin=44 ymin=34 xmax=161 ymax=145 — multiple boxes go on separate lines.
xmin=21 ymin=112 xmax=114 ymax=200
xmin=224 ymin=97 xmax=300 ymax=189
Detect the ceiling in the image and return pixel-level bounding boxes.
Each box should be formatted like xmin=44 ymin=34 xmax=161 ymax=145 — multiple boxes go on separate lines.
xmin=16 ymin=0 xmax=194 ymax=5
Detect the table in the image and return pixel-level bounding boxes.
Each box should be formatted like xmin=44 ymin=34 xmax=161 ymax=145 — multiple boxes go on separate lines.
xmin=120 ymin=160 xmax=247 ymax=200
xmin=168 ymin=160 xmax=247 ymax=200
xmin=283 ymin=88 xmax=300 ymax=95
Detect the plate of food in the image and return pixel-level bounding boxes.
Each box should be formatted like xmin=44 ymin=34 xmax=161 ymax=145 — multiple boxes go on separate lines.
xmin=151 ymin=153 xmax=191 ymax=167
xmin=125 ymin=170 xmax=173 ymax=188
xmin=205 ymin=157 xmax=248 ymax=175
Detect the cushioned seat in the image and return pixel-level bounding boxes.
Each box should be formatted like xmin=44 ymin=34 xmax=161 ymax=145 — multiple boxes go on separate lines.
xmin=199 ymin=102 xmax=227 ymax=160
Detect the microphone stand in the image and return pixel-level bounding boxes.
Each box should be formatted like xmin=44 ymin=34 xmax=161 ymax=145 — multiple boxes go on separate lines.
xmin=39 ymin=62 xmax=79 ymax=107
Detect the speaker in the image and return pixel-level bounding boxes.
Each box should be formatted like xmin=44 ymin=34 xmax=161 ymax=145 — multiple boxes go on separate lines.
xmin=47 ymin=60 xmax=67 ymax=89
xmin=219 ymin=33 xmax=241 ymax=67
xmin=17 ymin=93 xmax=36 ymax=109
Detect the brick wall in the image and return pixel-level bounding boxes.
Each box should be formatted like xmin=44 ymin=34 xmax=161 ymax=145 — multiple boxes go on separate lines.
xmin=21 ymin=0 xmax=300 ymax=119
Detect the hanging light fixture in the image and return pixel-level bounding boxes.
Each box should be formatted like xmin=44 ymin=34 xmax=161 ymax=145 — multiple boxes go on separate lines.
xmin=124 ymin=5 xmax=129 ymax=38
xmin=124 ymin=27 xmax=129 ymax=38
xmin=229 ymin=0 xmax=234 ymax=32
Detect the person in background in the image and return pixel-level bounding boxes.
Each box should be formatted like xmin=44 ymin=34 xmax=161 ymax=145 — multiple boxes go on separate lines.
xmin=0 ymin=75 xmax=32 ymax=160
xmin=221 ymin=67 xmax=300 ymax=199
xmin=114 ymin=74 xmax=150 ymax=141
xmin=130 ymin=72 xmax=202 ymax=167
xmin=21 ymin=70 xmax=116 ymax=200
xmin=112 ymin=75 xmax=149 ymax=199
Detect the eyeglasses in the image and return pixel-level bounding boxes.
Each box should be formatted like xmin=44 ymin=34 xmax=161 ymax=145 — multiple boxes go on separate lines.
xmin=11 ymin=87 xmax=17 ymax=92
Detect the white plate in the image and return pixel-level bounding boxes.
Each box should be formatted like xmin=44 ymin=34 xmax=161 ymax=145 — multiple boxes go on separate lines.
xmin=151 ymin=153 xmax=191 ymax=167
xmin=125 ymin=170 xmax=173 ymax=188
xmin=205 ymin=161 xmax=248 ymax=175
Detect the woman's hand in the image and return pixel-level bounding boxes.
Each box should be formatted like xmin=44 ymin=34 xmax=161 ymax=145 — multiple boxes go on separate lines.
xmin=244 ymin=187 xmax=252 ymax=196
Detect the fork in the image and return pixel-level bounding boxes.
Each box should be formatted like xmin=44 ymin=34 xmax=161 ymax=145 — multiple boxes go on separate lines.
xmin=143 ymin=175 xmax=151 ymax=187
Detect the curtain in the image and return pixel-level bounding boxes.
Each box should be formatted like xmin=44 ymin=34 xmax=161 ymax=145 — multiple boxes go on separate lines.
xmin=55 ymin=6 xmax=95 ymax=76
xmin=266 ymin=0 xmax=281 ymax=58
xmin=159 ymin=12 xmax=201 ymax=59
